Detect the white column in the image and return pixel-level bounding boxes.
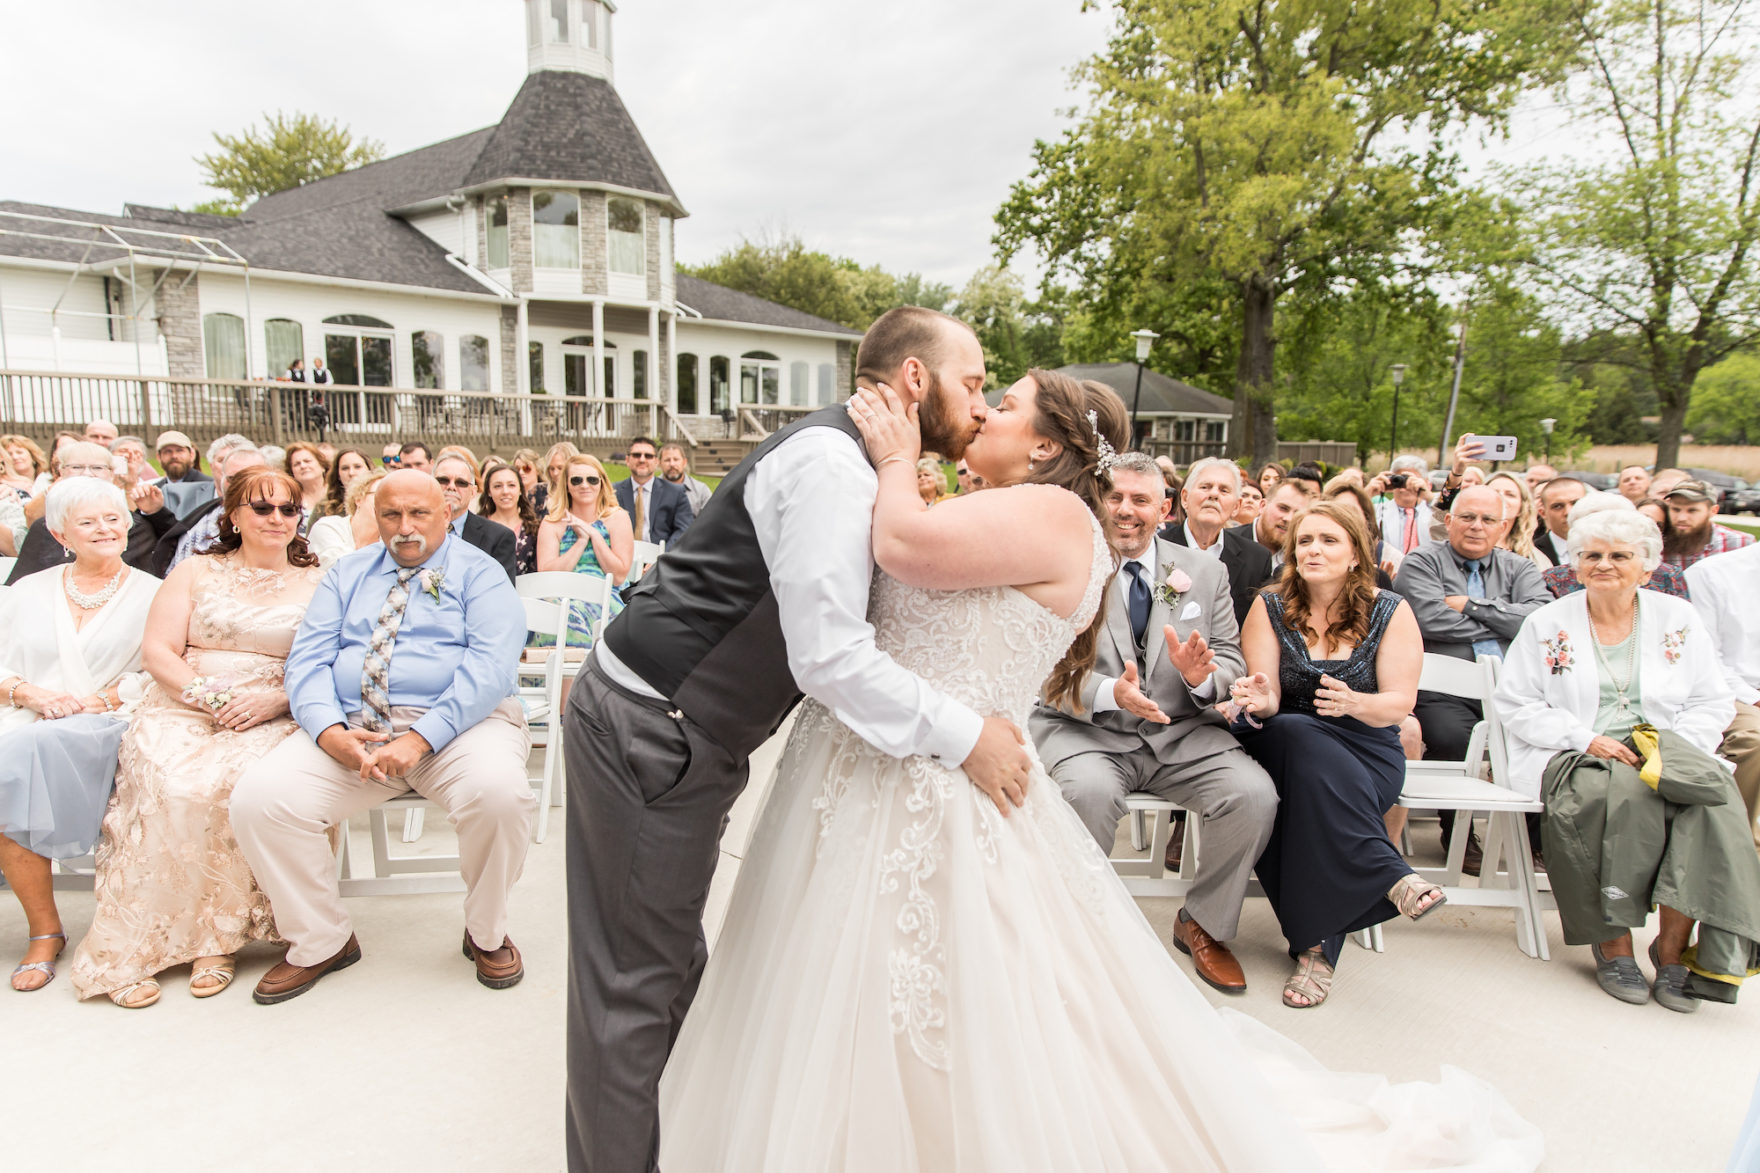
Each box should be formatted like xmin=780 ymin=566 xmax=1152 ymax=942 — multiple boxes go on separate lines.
xmin=515 ymin=298 xmax=530 ymax=395
xmin=665 ymin=310 xmax=677 ymax=412
xmin=591 ymin=299 xmax=605 ymax=398
xmin=647 ymin=304 xmax=660 ymax=436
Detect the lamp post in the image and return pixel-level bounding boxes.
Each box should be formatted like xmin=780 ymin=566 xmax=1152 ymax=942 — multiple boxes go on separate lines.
xmin=1127 ymin=328 xmax=1159 ymax=447
xmin=1388 ymin=362 xmax=1407 ymax=466
xmin=1540 ymin=417 xmax=1556 ymax=463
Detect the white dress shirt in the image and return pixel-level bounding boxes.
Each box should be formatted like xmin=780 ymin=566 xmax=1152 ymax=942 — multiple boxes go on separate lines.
xmin=597 ymin=427 xmax=983 ymax=764
xmin=1090 ymin=540 xmax=1215 ymax=713
xmin=1687 ymin=541 xmax=1760 ymax=706
xmin=1182 ymin=522 xmax=1225 ymax=558
xmin=1541 ymin=529 xmax=1569 ymax=564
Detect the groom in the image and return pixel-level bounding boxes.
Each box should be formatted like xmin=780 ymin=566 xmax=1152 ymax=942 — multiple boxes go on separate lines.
xmin=1030 ymin=452 xmax=1276 ymax=994
xmin=562 ymin=306 xmax=1035 ymax=1173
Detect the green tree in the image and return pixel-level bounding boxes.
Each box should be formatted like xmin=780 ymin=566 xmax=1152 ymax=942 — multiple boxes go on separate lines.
xmin=683 ymin=235 xmax=951 ymax=331
xmin=196 ymin=112 xmax=385 ymax=213
xmin=1686 ymin=351 xmax=1760 ymax=444
xmin=996 ymin=0 xmax=1571 ymax=464
xmin=1511 ymin=0 xmax=1760 ymax=468
xmin=949 ymin=265 xmax=1068 ymax=387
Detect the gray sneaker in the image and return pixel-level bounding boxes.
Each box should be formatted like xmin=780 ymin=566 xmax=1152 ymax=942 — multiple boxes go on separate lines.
xmin=1648 ymin=940 xmax=1700 ymax=1014
xmin=1591 ymin=942 xmax=1650 ymax=1005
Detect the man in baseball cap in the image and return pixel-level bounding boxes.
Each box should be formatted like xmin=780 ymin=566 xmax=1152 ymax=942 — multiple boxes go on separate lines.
xmin=154 ymin=431 xmax=209 ymax=485
xmin=1662 ymin=479 xmax=1753 ymax=570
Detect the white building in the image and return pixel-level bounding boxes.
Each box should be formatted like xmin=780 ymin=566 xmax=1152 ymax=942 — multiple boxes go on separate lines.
xmin=0 ymin=0 xmax=859 ymax=461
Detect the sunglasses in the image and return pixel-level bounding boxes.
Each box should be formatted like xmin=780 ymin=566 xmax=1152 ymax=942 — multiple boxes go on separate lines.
xmin=435 ymin=476 xmax=474 ymax=488
xmin=246 ymin=502 xmax=302 ymax=518
xmin=570 ymin=475 xmax=602 ymax=487
xmin=381 ymin=456 xmax=397 ymax=465
xmin=628 ymin=451 xmax=656 ymax=460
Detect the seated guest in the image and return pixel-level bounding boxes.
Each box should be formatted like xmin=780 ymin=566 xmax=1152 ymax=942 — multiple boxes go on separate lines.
xmin=314 ymin=446 xmax=372 ymax=525
xmin=1662 ymin=479 xmax=1753 ymax=570
xmin=307 ymin=468 xmax=388 ymax=570
xmin=536 ymin=454 xmax=632 ymax=648
xmin=3 ymin=433 xmax=48 ymax=497
xmin=1247 ymin=481 xmax=1309 ymax=578
xmin=1398 ymin=485 xmax=1551 ymax=860
xmin=68 ymin=469 xmax=324 ymax=1008
xmin=1617 ymin=464 xmax=1652 ymax=503
xmin=1484 ymin=471 xmax=1549 ymax=570
xmin=1256 ymin=462 xmax=1285 ymax=497
xmin=381 ymin=443 xmax=401 ymax=469
xmin=437 ymin=446 xmax=480 ymax=481
xmin=397 ymin=441 xmax=433 ymax=473
xmin=533 ymin=441 xmax=580 ymax=516
xmin=230 ymin=471 xmax=534 ymax=1003
xmin=435 ymin=453 xmax=516 ymax=582
xmin=1230 ymin=502 xmax=1441 ymax=1008
xmin=84 ymin=418 xmax=119 ymax=448
xmin=1162 ymin=457 xmax=1274 ymax=626
xmin=152 ymin=431 xmax=210 ymax=488
xmin=1524 ymin=462 xmax=1558 ymax=492
xmin=916 ymin=456 xmax=949 ymax=507
xmin=0 ymin=479 xmax=159 ymax=992
xmin=1496 ymin=508 xmax=1758 ymax=1012
xmin=480 ymin=460 xmax=539 ymax=576
xmin=1636 ymin=496 xmax=1669 ymax=531
xmin=615 ymin=437 xmax=694 ymax=548
xmin=1323 ymin=481 xmax=1394 ymax=588
xmin=1533 ymin=475 xmax=1589 ymax=566
xmin=1687 ymin=539 xmax=1760 ymax=851
xmin=111 ymin=436 xmax=156 ymax=487
xmin=285 ymin=442 xmax=330 ymax=531
xmin=156 ymin=445 xmax=269 ymax=575
xmin=1282 ymin=464 xmax=1324 ymax=499
xmin=0 ymin=459 xmax=23 ymax=556
xmin=659 ymin=444 xmax=714 ymax=517
xmin=130 ymin=434 xmax=254 ymax=569
xmin=6 ymin=442 xmax=164 ymax=583
xmin=1233 ymin=482 xmax=1264 ymax=527
xmin=1371 ymin=458 xmax=1432 ymax=558
xmin=1542 ymin=493 xmax=1690 ymax=600
xmin=1031 ymin=453 xmax=1276 ymax=995
xmin=1650 ymin=467 xmax=1691 ymax=499
xmin=511 ymin=449 xmax=541 ymax=503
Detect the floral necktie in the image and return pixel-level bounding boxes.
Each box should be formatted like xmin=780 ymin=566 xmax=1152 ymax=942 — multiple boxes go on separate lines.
xmin=361 ymin=566 xmax=420 ymax=734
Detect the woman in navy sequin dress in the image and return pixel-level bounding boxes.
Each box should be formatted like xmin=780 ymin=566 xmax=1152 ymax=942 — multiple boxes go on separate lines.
xmin=1230 ymin=501 xmax=1446 ymax=1009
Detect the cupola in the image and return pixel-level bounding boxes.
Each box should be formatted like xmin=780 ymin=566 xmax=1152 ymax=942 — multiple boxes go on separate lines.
xmin=524 ymin=0 xmax=615 ymax=83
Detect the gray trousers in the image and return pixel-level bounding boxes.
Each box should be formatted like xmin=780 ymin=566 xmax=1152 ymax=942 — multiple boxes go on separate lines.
xmin=1051 ymin=743 xmax=1276 ymax=941
xmin=564 ymin=662 xmax=750 ymax=1173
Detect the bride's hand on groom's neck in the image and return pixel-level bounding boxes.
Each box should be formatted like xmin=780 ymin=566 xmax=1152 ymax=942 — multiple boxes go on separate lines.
xmin=848 ymin=384 xmax=921 ymax=468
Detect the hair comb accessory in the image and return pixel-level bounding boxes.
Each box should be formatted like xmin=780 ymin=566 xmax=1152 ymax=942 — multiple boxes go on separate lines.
xmin=1089 ymin=409 xmax=1121 ymax=475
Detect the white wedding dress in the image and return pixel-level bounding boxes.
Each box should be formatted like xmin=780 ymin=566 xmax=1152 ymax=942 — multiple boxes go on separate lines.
xmin=659 ymin=503 xmax=1542 ymax=1172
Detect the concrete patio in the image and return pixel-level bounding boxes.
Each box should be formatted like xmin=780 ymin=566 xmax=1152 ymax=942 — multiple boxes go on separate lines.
xmin=8 ymin=722 xmax=1757 ymax=1172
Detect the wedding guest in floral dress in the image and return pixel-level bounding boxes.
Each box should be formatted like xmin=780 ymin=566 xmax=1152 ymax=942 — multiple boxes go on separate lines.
xmin=69 ymin=468 xmax=325 ymax=1008
xmin=534 ymin=454 xmax=631 ymax=648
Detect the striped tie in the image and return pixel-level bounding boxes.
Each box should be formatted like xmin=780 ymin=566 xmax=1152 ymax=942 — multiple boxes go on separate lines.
xmin=361 ymin=566 xmax=419 ymax=735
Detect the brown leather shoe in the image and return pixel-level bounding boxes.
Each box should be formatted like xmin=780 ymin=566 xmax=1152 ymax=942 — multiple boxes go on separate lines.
xmin=1163 ymin=813 xmax=1187 ymax=872
xmin=1172 ymin=910 xmax=1246 ymax=994
xmin=252 ymin=934 xmax=361 ymax=1005
xmin=463 ymin=932 xmax=524 ymax=989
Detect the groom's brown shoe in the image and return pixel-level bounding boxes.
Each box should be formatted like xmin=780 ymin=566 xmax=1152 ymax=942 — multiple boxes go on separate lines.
xmin=1172 ymin=910 xmax=1246 ymax=994
xmin=252 ymin=934 xmax=361 ymax=1005
xmin=463 ymin=932 xmax=524 ymax=989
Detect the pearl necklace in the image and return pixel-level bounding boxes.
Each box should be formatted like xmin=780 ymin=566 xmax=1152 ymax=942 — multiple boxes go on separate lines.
xmin=64 ymin=564 xmax=124 ymax=611
xmin=1587 ymin=595 xmax=1640 ymax=713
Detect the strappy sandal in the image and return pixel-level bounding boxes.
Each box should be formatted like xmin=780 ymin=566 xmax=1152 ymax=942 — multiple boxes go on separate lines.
xmin=109 ymin=978 xmax=162 ymax=1009
xmin=1283 ymin=949 xmax=1334 ymax=1009
xmin=189 ymin=958 xmax=236 ymax=999
xmin=1648 ymin=940 xmax=1700 ymax=1014
xmin=1388 ymin=874 xmax=1447 ymax=921
xmin=10 ymin=932 xmax=67 ymax=992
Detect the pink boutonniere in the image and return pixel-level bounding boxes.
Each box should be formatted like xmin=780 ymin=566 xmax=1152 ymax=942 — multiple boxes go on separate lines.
xmin=1540 ymin=630 xmax=1574 ymax=675
xmin=1153 ymin=568 xmax=1193 ymax=608
xmin=1662 ymin=625 xmax=1689 ymax=666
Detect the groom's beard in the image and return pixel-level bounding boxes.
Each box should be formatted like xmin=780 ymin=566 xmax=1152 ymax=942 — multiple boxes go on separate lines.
xmin=917 ymin=371 xmax=980 ymax=460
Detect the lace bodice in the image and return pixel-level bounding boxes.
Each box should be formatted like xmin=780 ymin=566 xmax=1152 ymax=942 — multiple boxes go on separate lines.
xmin=1263 ymin=589 xmax=1402 ymax=717
xmin=866 ymin=489 xmax=1112 ymax=724
xmin=184 ymin=555 xmax=323 ymax=683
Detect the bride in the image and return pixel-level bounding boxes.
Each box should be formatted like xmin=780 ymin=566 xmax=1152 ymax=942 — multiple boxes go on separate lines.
xmin=657 ymin=370 xmax=1541 ymax=1171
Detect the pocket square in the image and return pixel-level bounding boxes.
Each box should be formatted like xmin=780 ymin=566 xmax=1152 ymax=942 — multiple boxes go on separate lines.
xmin=1179 ymin=602 xmax=1202 ymax=621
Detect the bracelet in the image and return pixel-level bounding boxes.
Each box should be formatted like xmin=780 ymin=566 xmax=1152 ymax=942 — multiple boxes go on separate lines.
xmin=876 ymin=456 xmax=912 ymax=470
xmin=7 ymin=681 xmax=22 ymax=708
xmin=100 ymin=693 xmax=116 ymax=713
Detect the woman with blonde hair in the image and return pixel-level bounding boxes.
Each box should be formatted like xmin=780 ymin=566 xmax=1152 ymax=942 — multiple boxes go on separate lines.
xmin=915 ymin=456 xmax=949 ymax=507
xmin=304 ymin=467 xmax=389 ymax=569
xmin=536 ymin=453 xmax=632 ymax=647
xmin=1485 ymin=471 xmax=1546 ymax=568
xmin=2 ymin=434 xmax=48 ymax=497
xmin=535 ymin=441 xmax=580 ymax=516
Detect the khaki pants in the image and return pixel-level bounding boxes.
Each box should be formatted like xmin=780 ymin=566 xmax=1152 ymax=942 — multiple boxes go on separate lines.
xmin=1724 ymin=701 xmax=1760 ymax=854
xmin=232 ymin=701 xmax=534 ymax=966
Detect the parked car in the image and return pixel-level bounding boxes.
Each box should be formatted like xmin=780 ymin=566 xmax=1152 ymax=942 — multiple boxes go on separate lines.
xmin=1561 ymin=471 xmax=1617 ymax=492
xmin=1684 ymin=468 xmax=1741 ymax=508
xmin=1725 ymin=480 xmax=1760 ymax=515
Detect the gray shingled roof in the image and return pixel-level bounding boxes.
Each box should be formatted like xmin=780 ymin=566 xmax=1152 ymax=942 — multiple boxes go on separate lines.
xmin=675 ymin=274 xmax=862 ymax=337
xmin=1055 ymin=362 xmax=1234 ymax=415
xmin=461 ymin=71 xmax=681 ymax=211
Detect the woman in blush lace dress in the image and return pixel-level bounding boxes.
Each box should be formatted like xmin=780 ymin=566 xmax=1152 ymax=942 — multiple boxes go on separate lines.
xmin=656 ymin=372 xmax=1541 ymax=1172
xmin=68 ymin=468 xmax=325 ymax=1008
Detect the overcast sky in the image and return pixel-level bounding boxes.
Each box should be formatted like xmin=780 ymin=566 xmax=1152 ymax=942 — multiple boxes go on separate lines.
xmin=4 ymin=0 xmax=1112 ymax=287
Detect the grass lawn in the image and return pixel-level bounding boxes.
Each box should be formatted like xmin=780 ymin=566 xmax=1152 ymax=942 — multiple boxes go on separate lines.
xmin=1723 ymin=517 xmax=1759 ymax=539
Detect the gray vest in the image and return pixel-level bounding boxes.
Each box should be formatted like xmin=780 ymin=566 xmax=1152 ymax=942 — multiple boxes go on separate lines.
xmin=600 ymin=405 xmax=864 ymax=757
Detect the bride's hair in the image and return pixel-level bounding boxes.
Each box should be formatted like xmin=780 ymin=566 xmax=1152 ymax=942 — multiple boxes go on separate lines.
xmin=1022 ymin=368 xmax=1129 ymax=712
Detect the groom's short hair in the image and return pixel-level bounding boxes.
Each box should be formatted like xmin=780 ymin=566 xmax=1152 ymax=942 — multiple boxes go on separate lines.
xmin=856 ymin=306 xmax=975 ymax=383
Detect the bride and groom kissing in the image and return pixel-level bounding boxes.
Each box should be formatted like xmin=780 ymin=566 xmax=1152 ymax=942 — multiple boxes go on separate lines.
xmin=560 ymin=306 xmax=1540 ymax=1172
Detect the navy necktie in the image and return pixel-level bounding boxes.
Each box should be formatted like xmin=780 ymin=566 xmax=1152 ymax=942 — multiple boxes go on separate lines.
xmin=1126 ymin=560 xmax=1151 ymax=649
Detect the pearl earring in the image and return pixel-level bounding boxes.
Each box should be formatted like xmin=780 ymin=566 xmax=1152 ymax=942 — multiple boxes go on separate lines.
xmin=1028 ymin=458 xmax=1036 ymax=473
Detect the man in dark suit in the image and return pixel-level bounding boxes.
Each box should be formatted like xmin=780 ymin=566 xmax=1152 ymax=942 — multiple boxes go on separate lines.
xmin=1532 ymin=476 xmax=1587 ymax=566
xmin=435 ymin=454 xmax=517 ymax=582
xmin=614 ymin=436 xmax=693 ymax=548
xmin=1160 ymin=456 xmax=1274 ymax=627
xmin=136 ymin=445 xmax=267 ymax=576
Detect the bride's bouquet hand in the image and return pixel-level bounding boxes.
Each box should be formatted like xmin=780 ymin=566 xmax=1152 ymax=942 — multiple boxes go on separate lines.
xmin=847 ymin=383 xmax=921 ymax=469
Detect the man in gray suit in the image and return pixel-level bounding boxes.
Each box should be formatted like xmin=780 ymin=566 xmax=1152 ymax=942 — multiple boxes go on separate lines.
xmin=1030 ymin=453 xmax=1277 ymax=994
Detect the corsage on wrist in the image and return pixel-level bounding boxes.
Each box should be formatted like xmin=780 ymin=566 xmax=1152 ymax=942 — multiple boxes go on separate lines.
xmin=182 ymin=676 xmax=233 ymax=712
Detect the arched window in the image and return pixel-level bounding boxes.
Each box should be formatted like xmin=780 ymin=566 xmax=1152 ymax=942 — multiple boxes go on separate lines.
xmin=607 ymin=197 xmax=644 ymax=275
xmin=676 ymin=352 xmax=699 ymax=414
xmin=412 ymin=331 xmax=445 ymax=389
xmin=739 ymin=350 xmax=781 ymax=406
xmin=487 ymin=195 xmax=510 ymax=269
xmin=265 ymin=318 xmax=303 ymax=378
xmin=534 ymin=190 xmax=580 ymax=268
xmin=789 ymin=361 xmax=809 ymax=407
xmin=817 ymin=362 xmax=836 ymax=406
xmin=460 ymin=335 xmax=490 ymax=392
xmin=322 ymin=313 xmax=394 ymax=329
xmin=709 ymin=356 xmax=730 ymax=415
xmin=203 ymin=313 xmax=246 ymax=380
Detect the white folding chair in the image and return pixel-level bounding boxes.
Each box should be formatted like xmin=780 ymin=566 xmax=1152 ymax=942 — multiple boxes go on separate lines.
xmin=1398 ymin=655 xmax=1549 ymax=959
xmin=628 ymin=539 xmax=664 ymax=583
xmin=515 ymin=571 xmax=618 ymax=665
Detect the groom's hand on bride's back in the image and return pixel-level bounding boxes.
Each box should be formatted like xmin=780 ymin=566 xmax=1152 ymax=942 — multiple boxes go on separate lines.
xmin=963 ymin=716 xmax=1032 ymax=816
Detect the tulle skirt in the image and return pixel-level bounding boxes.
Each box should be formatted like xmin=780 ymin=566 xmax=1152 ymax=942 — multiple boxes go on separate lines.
xmin=0 ymin=714 xmax=126 ymax=860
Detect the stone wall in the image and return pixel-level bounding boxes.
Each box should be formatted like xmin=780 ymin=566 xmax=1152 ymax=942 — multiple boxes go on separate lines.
xmin=155 ymin=270 xmax=204 ymax=379
xmin=580 ymin=190 xmax=608 ymax=296
xmin=835 ymin=340 xmax=853 ymax=397
xmin=476 ymin=196 xmax=489 ymax=271
xmin=508 ymin=186 xmax=533 ymax=294
xmin=499 ymin=305 xmax=518 ymax=394
xmin=645 ymin=201 xmax=662 ymax=301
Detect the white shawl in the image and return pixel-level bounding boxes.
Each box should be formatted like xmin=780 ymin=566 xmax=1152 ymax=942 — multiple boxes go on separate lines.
xmin=0 ymin=565 xmax=160 ymax=736
xmin=1493 ymin=588 xmax=1734 ymax=797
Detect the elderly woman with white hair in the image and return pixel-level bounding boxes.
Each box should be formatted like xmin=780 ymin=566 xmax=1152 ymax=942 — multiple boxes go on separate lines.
xmin=1538 ymin=490 xmax=1691 ymax=600
xmin=1495 ymin=506 xmax=1759 ymax=1013
xmin=0 ymin=478 xmax=160 ymax=991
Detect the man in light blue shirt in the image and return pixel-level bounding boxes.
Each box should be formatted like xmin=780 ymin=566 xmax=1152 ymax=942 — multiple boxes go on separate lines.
xmin=233 ymin=470 xmax=534 ymax=1004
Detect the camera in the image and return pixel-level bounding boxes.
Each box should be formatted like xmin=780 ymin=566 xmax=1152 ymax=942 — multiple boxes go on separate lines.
xmin=1386 ymin=473 xmax=1409 ymax=489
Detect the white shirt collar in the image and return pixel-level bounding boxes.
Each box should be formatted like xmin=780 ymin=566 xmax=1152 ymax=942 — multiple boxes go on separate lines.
xmin=1183 ymin=522 xmax=1225 ymax=558
xmin=1116 ymin=542 xmax=1157 ymax=606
